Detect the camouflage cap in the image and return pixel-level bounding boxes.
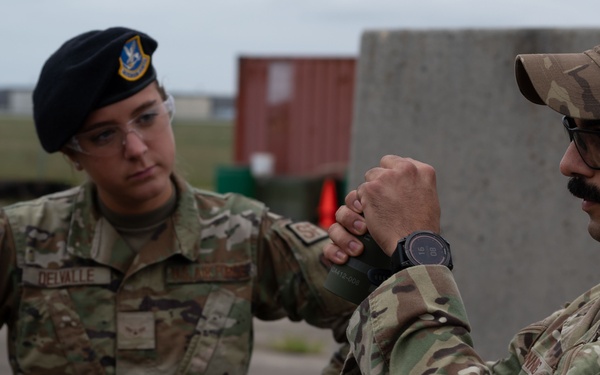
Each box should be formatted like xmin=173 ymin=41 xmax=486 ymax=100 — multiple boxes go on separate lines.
xmin=515 ymin=45 xmax=600 ymax=120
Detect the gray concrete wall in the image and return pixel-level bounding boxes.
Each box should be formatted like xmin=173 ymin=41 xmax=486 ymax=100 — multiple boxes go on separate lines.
xmin=349 ymin=28 xmax=600 ymax=360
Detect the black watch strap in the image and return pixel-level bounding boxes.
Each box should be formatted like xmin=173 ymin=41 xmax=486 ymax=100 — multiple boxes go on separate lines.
xmin=390 ymin=245 xmax=405 ymax=273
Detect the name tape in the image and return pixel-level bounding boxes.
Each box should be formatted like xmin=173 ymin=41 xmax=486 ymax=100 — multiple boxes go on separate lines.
xmin=23 ymin=267 xmax=111 ymax=288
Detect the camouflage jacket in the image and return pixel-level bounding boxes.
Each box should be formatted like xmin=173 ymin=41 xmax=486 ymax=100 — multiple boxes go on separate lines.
xmin=343 ymin=265 xmax=600 ymax=374
xmin=0 ymin=177 xmax=354 ymax=375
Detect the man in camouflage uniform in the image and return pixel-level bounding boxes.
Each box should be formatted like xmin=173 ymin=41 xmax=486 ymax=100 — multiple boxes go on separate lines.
xmin=0 ymin=27 xmax=355 ymax=374
xmin=325 ymin=45 xmax=600 ymax=373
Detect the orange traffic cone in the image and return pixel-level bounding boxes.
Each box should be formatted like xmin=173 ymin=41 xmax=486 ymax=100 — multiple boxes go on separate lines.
xmin=318 ymin=178 xmax=338 ymax=229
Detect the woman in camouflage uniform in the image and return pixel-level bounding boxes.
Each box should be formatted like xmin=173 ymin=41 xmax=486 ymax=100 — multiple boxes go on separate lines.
xmin=0 ymin=27 xmax=354 ymax=374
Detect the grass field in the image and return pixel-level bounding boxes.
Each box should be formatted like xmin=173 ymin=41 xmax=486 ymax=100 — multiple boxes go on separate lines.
xmin=0 ymin=115 xmax=234 ymax=191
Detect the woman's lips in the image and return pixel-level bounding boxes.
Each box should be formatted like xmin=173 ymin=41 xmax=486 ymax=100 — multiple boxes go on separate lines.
xmin=128 ymin=165 xmax=155 ymax=180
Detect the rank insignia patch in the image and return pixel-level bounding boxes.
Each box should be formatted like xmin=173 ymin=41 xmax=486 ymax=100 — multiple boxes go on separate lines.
xmin=118 ymin=35 xmax=150 ymax=81
xmin=287 ymin=222 xmax=329 ymax=246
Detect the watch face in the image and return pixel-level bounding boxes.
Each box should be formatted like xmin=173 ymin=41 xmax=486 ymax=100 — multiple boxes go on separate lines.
xmin=406 ymin=233 xmax=449 ymax=265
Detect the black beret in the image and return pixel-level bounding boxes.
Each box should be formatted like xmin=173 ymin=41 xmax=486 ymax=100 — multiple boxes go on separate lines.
xmin=33 ymin=27 xmax=158 ymax=153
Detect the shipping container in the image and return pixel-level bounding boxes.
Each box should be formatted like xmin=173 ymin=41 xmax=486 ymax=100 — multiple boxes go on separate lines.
xmin=235 ymin=57 xmax=356 ymax=177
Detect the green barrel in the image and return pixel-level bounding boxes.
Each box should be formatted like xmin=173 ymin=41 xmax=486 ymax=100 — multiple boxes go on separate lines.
xmin=215 ymin=165 xmax=255 ymax=197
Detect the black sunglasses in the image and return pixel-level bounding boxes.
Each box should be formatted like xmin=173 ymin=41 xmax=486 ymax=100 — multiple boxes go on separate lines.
xmin=563 ymin=116 xmax=600 ymax=170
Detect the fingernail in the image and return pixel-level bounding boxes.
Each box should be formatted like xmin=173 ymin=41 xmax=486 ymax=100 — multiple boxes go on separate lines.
xmin=353 ymin=220 xmax=366 ymax=232
xmin=353 ymin=200 xmax=363 ymax=211
xmin=348 ymin=240 xmax=361 ymax=256
xmin=335 ymin=251 xmax=348 ymax=262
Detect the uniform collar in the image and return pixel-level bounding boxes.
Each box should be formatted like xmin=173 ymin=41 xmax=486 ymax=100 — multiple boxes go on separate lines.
xmin=65 ymin=175 xmax=203 ymax=264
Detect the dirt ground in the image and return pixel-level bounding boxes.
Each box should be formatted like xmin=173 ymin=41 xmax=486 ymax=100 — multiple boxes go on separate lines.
xmin=0 ymin=318 xmax=339 ymax=374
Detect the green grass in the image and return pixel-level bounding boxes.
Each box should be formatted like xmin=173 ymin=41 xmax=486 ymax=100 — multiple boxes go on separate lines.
xmin=172 ymin=119 xmax=234 ymax=189
xmin=269 ymin=334 xmax=325 ymax=355
xmin=0 ymin=115 xmax=234 ymax=191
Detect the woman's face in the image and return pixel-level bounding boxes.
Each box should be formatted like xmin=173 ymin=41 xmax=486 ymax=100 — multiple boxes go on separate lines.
xmin=65 ymin=83 xmax=176 ymax=215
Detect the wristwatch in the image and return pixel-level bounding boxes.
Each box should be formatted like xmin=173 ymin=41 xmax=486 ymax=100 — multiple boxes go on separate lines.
xmin=391 ymin=231 xmax=453 ymax=272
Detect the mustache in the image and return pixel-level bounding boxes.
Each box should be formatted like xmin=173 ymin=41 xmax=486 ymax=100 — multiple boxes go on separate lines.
xmin=568 ymin=177 xmax=600 ymax=202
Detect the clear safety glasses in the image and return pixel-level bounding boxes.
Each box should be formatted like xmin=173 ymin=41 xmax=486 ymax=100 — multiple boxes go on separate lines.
xmin=67 ymin=94 xmax=175 ymax=157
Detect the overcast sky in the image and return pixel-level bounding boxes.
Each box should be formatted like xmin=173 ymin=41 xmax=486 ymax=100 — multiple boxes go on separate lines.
xmin=2 ymin=0 xmax=600 ymax=95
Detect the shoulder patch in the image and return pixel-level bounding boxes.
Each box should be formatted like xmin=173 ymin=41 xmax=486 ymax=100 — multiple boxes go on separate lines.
xmin=286 ymin=222 xmax=328 ymax=246
xmin=522 ymin=350 xmax=552 ymax=374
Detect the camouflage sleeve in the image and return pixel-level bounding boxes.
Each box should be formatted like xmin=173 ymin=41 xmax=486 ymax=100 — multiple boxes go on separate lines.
xmin=0 ymin=209 xmax=18 ymax=329
xmin=346 ymin=265 xmax=533 ymax=375
xmin=253 ymin=212 xmax=357 ymax=374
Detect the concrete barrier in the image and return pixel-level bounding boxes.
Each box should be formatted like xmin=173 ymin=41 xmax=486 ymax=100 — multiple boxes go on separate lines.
xmin=349 ymin=28 xmax=600 ymax=359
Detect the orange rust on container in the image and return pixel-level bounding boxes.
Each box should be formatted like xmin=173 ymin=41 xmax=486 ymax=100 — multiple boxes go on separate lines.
xmin=235 ymin=57 xmax=356 ymax=177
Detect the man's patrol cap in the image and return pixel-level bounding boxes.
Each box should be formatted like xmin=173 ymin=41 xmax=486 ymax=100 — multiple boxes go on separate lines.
xmin=515 ymin=44 xmax=600 ymax=120
xmin=33 ymin=27 xmax=158 ymax=153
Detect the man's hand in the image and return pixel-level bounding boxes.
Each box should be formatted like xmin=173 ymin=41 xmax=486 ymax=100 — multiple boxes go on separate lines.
xmin=324 ymin=155 xmax=441 ymax=263
xmin=324 ymin=189 xmax=367 ymax=264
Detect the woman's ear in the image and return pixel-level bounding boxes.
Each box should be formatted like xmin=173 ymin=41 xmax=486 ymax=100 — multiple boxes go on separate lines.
xmin=61 ymin=149 xmax=83 ymax=171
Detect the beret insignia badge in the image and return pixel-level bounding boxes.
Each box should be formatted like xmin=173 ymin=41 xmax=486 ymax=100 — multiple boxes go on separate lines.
xmin=118 ymin=35 xmax=150 ymax=81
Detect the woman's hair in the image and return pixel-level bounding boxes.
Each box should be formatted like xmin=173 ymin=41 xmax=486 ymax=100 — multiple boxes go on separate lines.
xmin=156 ymin=81 xmax=168 ymax=101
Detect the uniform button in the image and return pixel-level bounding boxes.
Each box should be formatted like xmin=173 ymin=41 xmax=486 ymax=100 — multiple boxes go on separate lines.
xmin=26 ymin=249 xmax=35 ymax=262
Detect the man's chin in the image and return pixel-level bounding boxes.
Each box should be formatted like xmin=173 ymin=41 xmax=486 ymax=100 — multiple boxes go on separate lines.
xmin=587 ymin=220 xmax=600 ymax=242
